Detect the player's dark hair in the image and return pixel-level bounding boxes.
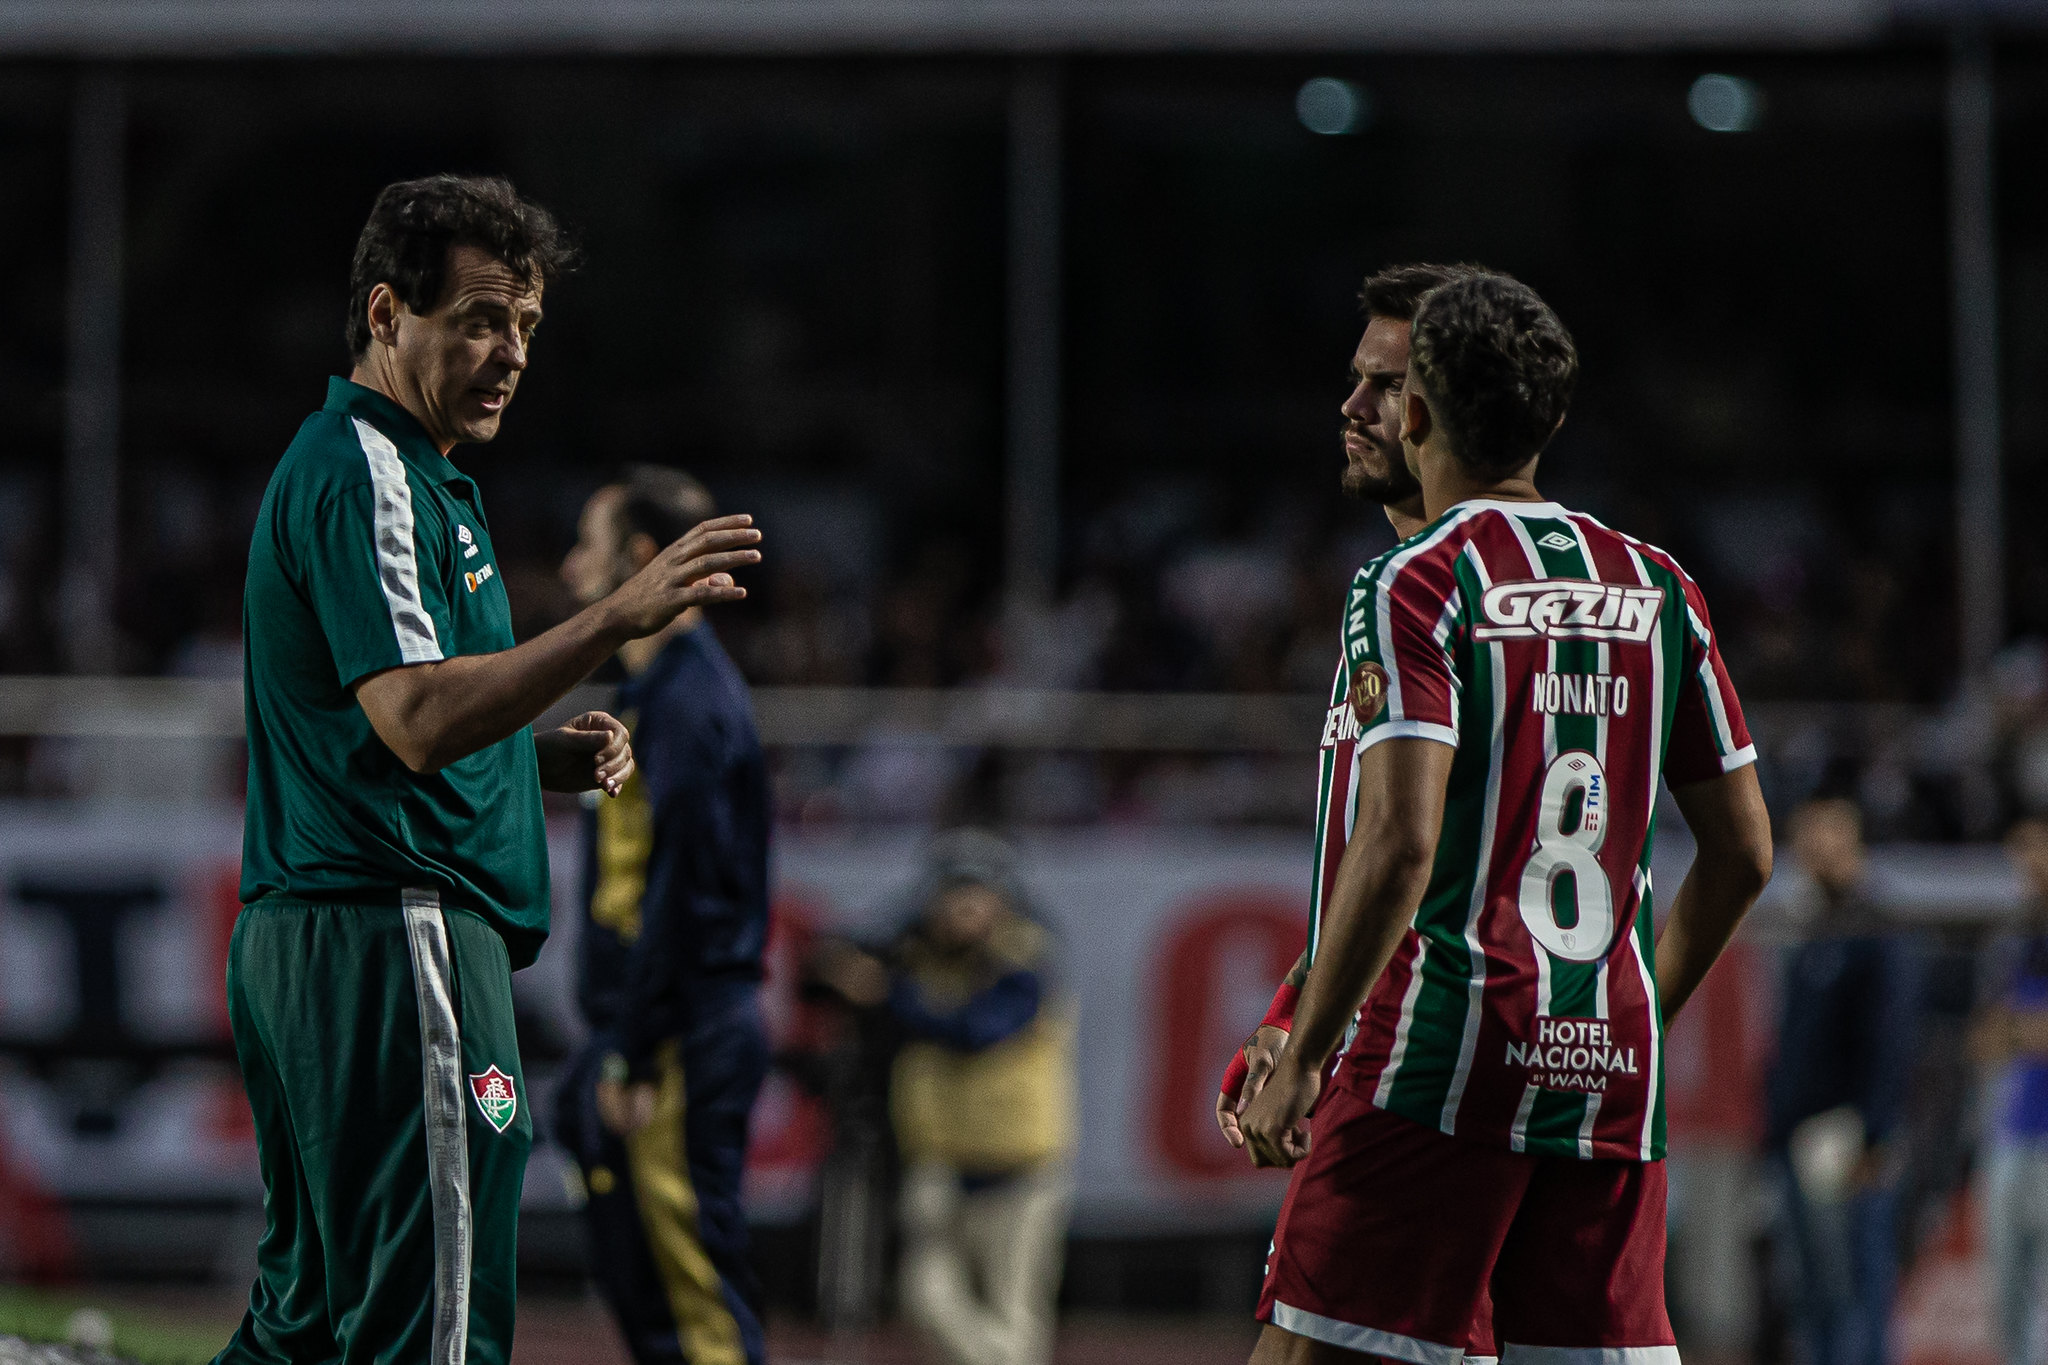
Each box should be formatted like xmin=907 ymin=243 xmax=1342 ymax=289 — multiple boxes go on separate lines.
xmin=345 ymin=174 xmax=579 ymax=359
xmin=1408 ymin=272 xmax=1578 ymax=479
xmin=1359 ymin=262 xmax=1480 ymax=323
xmin=614 ymin=464 xmax=716 ymax=549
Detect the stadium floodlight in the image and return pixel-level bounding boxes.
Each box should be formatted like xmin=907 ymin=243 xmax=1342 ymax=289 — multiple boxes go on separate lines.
xmin=1688 ymin=73 xmax=1763 ymax=133
xmin=1296 ymin=77 xmax=1369 ymax=136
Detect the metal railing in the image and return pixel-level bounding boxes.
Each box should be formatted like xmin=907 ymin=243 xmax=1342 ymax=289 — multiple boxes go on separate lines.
xmin=0 ymin=675 xmax=1930 ymax=752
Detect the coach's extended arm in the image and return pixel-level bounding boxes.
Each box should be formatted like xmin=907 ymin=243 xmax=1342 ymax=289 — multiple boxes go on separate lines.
xmin=354 ymin=516 xmax=761 ymax=773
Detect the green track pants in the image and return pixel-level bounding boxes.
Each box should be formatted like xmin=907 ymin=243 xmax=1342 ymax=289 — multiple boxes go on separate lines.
xmin=214 ymin=894 xmax=532 ymax=1365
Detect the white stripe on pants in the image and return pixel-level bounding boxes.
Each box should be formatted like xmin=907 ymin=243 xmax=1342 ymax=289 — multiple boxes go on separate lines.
xmin=402 ymin=888 xmax=472 ymax=1365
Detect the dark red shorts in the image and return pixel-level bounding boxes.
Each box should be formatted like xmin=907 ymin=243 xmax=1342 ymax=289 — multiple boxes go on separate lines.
xmin=1257 ymin=1071 xmax=1674 ymax=1365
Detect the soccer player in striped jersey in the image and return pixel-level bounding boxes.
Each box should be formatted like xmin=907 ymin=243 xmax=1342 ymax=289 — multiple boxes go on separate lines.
xmin=1217 ymin=263 xmax=1468 ymax=1152
xmin=1239 ymin=272 xmax=1774 ymax=1365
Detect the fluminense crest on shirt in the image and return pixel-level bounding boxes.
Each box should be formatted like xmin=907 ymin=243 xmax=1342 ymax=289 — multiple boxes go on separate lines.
xmin=470 ymin=1066 xmax=517 ymax=1133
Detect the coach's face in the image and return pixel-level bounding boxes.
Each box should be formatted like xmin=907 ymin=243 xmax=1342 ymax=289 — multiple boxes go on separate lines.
xmin=1339 ymin=316 xmax=1422 ymax=505
xmin=384 ymin=243 xmax=543 ymax=450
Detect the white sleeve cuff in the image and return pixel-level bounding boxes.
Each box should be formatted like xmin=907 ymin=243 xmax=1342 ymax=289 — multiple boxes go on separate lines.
xmin=1720 ymin=743 xmax=1758 ymax=773
xmin=1358 ymin=719 xmax=1460 ymax=753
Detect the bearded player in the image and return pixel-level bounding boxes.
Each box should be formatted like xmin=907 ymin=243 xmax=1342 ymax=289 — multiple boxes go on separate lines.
xmin=1239 ymin=272 xmax=1774 ymax=1365
xmin=1216 ymin=263 xmax=1469 ymax=1152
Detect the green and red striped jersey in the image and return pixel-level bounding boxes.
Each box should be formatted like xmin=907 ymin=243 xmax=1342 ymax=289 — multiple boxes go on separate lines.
xmin=1310 ymin=499 xmax=1753 ymax=1162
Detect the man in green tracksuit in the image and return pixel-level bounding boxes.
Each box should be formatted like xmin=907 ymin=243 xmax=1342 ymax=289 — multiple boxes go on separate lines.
xmin=217 ymin=174 xmax=764 ymax=1365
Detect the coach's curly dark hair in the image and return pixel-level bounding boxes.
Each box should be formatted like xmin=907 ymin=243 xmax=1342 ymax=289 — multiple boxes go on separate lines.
xmin=1408 ymin=272 xmax=1578 ymax=478
xmin=345 ymin=174 xmax=580 ymax=359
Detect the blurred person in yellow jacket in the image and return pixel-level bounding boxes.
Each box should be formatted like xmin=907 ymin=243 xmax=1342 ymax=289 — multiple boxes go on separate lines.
xmin=812 ymin=830 xmax=1075 ymax=1365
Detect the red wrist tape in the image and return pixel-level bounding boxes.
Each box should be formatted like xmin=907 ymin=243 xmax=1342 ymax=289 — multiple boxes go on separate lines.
xmin=1220 ymin=1048 xmax=1251 ymax=1101
xmin=1260 ymin=982 xmax=1301 ymax=1035
xmin=1219 ymin=981 xmax=1302 ymax=1099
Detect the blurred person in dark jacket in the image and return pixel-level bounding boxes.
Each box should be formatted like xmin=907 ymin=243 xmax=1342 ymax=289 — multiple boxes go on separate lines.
xmin=1765 ymin=797 xmax=1923 ymax=1365
xmin=552 ymin=466 xmax=771 ymax=1365
xmin=1972 ymin=816 xmax=2048 ymax=1365
xmin=811 ymin=831 xmax=1075 ymax=1365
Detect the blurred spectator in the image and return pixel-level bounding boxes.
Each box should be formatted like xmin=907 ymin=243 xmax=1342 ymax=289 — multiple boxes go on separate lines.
xmin=810 ymin=831 xmax=1075 ymax=1365
xmin=1764 ymin=798 xmax=1924 ymax=1365
xmin=550 ymin=470 xmax=773 ymax=1365
xmin=1971 ymin=816 xmax=2048 ymax=1365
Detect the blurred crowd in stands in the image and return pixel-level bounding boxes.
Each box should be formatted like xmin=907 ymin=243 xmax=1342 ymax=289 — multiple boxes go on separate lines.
xmin=0 ymin=474 xmax=1962 ymax=702
xmin=2 ymin=460 xmax=2047 ymax=839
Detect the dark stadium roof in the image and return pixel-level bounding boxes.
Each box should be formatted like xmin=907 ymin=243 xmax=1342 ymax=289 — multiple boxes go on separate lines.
xmin=0 ymin=0 xmax=1897 ymax=58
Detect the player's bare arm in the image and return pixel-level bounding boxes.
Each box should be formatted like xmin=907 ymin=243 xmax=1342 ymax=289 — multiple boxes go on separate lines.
xmin=1240 ymin=737 xmax=1454 ymax=1169
xmin=1652 ymin=764 xmax=1774 ymax=1023
xmin=355 ymin=515 xmax=761 ymax=774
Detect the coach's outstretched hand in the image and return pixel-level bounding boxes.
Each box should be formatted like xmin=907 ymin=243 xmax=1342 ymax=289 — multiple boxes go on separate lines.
xmin=603 ymin=514 xmax=763 ymax=638
xmin=352 ymin=516 xmax=760 ymax=776
xmin=1239 ymin=1045 xmax=1319 ymax=1168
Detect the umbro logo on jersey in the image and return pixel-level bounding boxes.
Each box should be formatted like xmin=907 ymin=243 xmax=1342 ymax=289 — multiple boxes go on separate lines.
xmin=457 ymin=525 xmax=479 ymax=559
xmin=1536 ymin=531 xmax=1576 ymax=552
xmin=1475 ymin=580 xmax=1663 ymax=643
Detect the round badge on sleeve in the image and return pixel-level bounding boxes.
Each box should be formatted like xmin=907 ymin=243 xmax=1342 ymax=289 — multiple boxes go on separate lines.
xmin=1349 ymin=662 xmax=1389 ymax=722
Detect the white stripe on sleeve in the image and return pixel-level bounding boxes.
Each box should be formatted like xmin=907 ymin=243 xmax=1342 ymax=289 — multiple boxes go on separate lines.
xmin=353 ymin=418 xmax=444 ymax=665
xmin=1356 ymin=720 xmax=1460 ymax=752
xmin=1373 ymin=509 xmax=1476 ymax=725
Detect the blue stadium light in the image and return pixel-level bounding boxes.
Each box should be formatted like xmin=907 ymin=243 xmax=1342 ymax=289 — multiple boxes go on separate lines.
xmin=1297 ymin=77 xmax=1369 ymax=136
xmin=1688 ymin=73 xmax=1763 ymax=133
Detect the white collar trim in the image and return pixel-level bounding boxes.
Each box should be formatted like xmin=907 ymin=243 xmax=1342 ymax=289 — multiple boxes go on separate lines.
xmin=1449 ymin=498 xmax=1569 ymax=517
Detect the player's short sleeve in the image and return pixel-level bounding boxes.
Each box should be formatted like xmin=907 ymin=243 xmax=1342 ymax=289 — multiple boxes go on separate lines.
xmin=1346 ymin=551 xmax=1460 ymax=752
xmin=294 ymin=472 xmax=450 ymax=689
xmin=1663 ymin=575 xmax=1756 ymax=785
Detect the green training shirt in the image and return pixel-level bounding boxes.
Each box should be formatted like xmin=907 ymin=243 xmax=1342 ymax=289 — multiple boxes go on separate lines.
xmin=241 ymin=377 xmax=550 ymax=967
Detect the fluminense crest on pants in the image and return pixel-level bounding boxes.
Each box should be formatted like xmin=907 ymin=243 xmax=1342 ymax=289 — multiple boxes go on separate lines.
xmin=470 ymin=1066 xmax=517 ymax=1133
